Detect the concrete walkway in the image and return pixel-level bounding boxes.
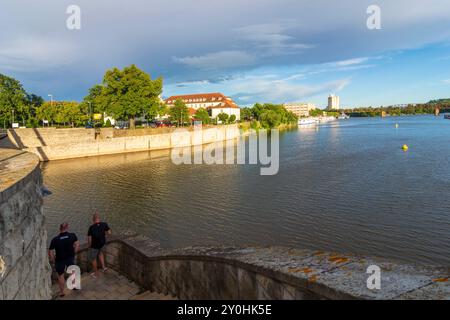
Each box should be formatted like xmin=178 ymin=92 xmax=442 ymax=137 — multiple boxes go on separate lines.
xmin=53 ymin=269 xmax=176 ymax=300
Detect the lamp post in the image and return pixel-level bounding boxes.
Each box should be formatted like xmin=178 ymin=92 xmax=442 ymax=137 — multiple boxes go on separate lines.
xmin=87 ymin=101 xmax=92 ymax=120
xmin=48 ymin=94 xmax=53 ymax=106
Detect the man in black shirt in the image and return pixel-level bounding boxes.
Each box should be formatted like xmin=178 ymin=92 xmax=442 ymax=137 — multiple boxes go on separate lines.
xmin=48 ymin=222 xmax=79 ymax=297
xmin=88 ymin=213 xmax=111 ymax=277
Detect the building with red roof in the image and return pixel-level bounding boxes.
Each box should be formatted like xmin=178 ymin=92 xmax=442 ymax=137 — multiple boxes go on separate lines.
xmin=165 ymin=93 xmax=240 ymax=121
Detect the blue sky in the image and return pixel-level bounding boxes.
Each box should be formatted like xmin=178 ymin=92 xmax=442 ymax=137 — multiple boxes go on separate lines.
xmin=1 ymin=0 xmax=450 ymax=108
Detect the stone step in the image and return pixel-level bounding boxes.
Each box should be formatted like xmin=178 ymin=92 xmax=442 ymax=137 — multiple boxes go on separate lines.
xmin=130 ymin=291 xmax=177 ymax=300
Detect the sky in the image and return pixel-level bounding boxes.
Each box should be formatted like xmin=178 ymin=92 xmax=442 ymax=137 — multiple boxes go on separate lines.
xmin=1 ymin=0 xmax=450 ymax=108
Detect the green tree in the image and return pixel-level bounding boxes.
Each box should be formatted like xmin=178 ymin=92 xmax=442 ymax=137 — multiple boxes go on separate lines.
xmin=61 ymin=101 xmax=87 ymax=127
xmin=242 ymin=103 xmax=297 ymax=128
xmin=259 ymin=110 xmax=281 ymax=129
xmin=81 ymin=84 xmax=105 ymax=119
xmin=193 ymin=107 xmax=211 ymax=124
xmin=217 ymin=112 xmax=229 ymax=124
xmin=0 ymin=73 xmax=28 ymax=127
xmin=228 ymin=114 xmax=236 ymax=123
xmin=309 ymin=108 xmax=324 ymax=117
xmin=169 ymin=99 xmax=189 ymax=126
xmin=240 ymin=107 xmax=254 ymax=121
xmin=25 ymin=93 xmax=44 ymax=123
xmin=100 ymin=64 xmax=163 ymax=129
xmin=36 ymin=102 xmax=57 ymax=126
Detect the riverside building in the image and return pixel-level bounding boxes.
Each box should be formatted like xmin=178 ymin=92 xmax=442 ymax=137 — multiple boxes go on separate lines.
xmin=283 ymin=103 xmax=316 ymax=117
xmin=165 ymin=93 xmax=241 ymax=121
xmin=328 ymin=94 xmax=340 ymax=110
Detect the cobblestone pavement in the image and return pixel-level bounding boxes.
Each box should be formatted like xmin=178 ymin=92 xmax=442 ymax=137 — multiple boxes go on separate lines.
xmin=53 ymin=269 xmax=175 ymax=300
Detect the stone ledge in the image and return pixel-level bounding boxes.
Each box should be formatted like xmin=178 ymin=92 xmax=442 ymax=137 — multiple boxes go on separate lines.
xmin=75 ymin=234 xmax=450 ymax=300
xmin=0 ymin=148 xmax=51 ymax=300
xmin=0 ymin=149 xmax=40 ymax=203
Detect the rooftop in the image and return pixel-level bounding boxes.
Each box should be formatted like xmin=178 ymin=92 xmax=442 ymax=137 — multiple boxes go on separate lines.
xmin=165 ymin=92 xmax=239 ymax=108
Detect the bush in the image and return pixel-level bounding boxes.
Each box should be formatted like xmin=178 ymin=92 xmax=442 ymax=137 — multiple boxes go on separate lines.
xmin=217 ymin=112 xmax=229 ymax=124
xmin=228 ymin=114 xmax=236 ymax=123
xmin=105 ymin=119 xmax=112 ymax=127
xmin=259 ymin=110 xmax=281 ymax=129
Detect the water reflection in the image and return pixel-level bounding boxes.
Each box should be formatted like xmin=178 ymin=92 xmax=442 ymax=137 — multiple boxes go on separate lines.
xmin=42 ymin=116 xmax=450 ymax=266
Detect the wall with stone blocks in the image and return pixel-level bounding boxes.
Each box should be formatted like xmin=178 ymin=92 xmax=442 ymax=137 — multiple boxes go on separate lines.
xmin=0 ymin=149 xmax=52 ymax=300
xmin=75 ymin=237 xmax=322 ymax=300
xmin=8 ymin=125 xmax=241 ymax=161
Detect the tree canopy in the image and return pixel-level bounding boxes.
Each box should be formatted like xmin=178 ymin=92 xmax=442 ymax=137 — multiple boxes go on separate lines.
xmin=169 ymin=99 xmax=189 ymax=126
xmin=193 ymin=107 xmax=211 ymax=124
xmin=0 ymin=73 xmax=43 ymax=127
xmin=217 ymin=112 xmax=229 ymax=124
xmin=36 ymin=101 xmax=88 ymax=127
xmin=86 ymin=64 xmax=163 ymax=128
xmin=241 ymin=103 xmax=297 ymax=129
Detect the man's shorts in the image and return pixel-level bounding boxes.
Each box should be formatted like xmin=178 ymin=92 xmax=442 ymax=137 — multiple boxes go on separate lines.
xmin=55 ymin=257 xmax=75 ymax=275
xmin=88 ymin=247 xmax=104 ymax=261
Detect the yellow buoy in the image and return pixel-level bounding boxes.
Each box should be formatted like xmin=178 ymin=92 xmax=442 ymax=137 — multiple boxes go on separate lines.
xmin=402 ymin=144 xmax=409 ymax=151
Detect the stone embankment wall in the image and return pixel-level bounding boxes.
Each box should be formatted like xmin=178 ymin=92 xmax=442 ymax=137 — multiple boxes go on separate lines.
xmin=76 ymin=234 xmax=450 ymax=300
xmin=0 ymin=149 xmax=51 ymax=300
xmin=8 ymin=125 xmax=241 ymax=161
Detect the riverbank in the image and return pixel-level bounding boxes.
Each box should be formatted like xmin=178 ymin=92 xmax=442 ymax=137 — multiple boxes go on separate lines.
xmin=239 ymin=121 xmax=297 ymax=132
xmin=7 ymin=124 xmax=240 ymax=161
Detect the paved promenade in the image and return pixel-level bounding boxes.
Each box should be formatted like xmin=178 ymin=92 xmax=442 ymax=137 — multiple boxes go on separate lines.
xmin=53 ymin=269 xmax=176 ymax=300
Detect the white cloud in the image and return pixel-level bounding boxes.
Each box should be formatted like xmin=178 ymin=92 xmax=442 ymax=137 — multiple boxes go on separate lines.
xmin=334 ymin=58 xmax=370 ymax=67
xmin=0 ymin=36 xmax=78 ymax=72
xmin=227 ymin=76 xmax=350 ymax=104
xmin=235 ymin=21 xmax=314 ymax=55
xmin=442 ymin=79 xmax=450 ymax=84
xmin=173 ymin=50 xmax=255 ymax=70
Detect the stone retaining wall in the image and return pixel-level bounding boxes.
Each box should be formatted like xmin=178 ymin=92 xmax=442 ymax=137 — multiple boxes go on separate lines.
xmin=75 ymin=234 xmax=450 ymax=300
xmin=8 ymin=125 xmax=241 ymax=161
xmin=0 ymin=149 xmax=51 ymax=300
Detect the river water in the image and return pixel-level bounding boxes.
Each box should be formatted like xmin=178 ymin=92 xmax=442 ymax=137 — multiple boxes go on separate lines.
xmin=42 ymin=116 xmax=450 ymax=266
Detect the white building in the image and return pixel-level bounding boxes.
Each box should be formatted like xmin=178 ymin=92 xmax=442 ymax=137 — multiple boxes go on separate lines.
xmin=328 ymin=94 xmax=340 ymax=110
xmin=283 ymin=103 xmax=317 ymax=117
xmin=165 ymin=93 xmax=241 ymax=121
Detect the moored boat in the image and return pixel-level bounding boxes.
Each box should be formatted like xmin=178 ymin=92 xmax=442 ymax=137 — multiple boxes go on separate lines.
xmin=298 ymin=118 xmax=319 ymax=126
xmin=338 ymin=113 xmax=350 ymax=120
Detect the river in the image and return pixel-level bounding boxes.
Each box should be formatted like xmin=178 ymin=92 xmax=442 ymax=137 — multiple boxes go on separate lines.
xmin=42 ymin=115 xmax=450 ymax=266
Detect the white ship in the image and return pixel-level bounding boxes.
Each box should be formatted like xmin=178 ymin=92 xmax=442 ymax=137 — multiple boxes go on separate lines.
xmin=318 ymin=116 xmax=336 ymax=123
xmin=338 ymin=113 xmax=350 ymax=120
xmin=298 ymin=118 xmax=319 ymax=126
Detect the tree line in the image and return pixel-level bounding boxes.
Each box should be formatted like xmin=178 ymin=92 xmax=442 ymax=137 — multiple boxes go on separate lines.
xmin=340 ymin=102 xmax=450 ymax=117
xmin=240 ymin=103 xmax=298 ymax=129
xmin=0 ymin=65 xmax=163 ymax=129
xmin=0 ymin=65 xmax=241 ymax=129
